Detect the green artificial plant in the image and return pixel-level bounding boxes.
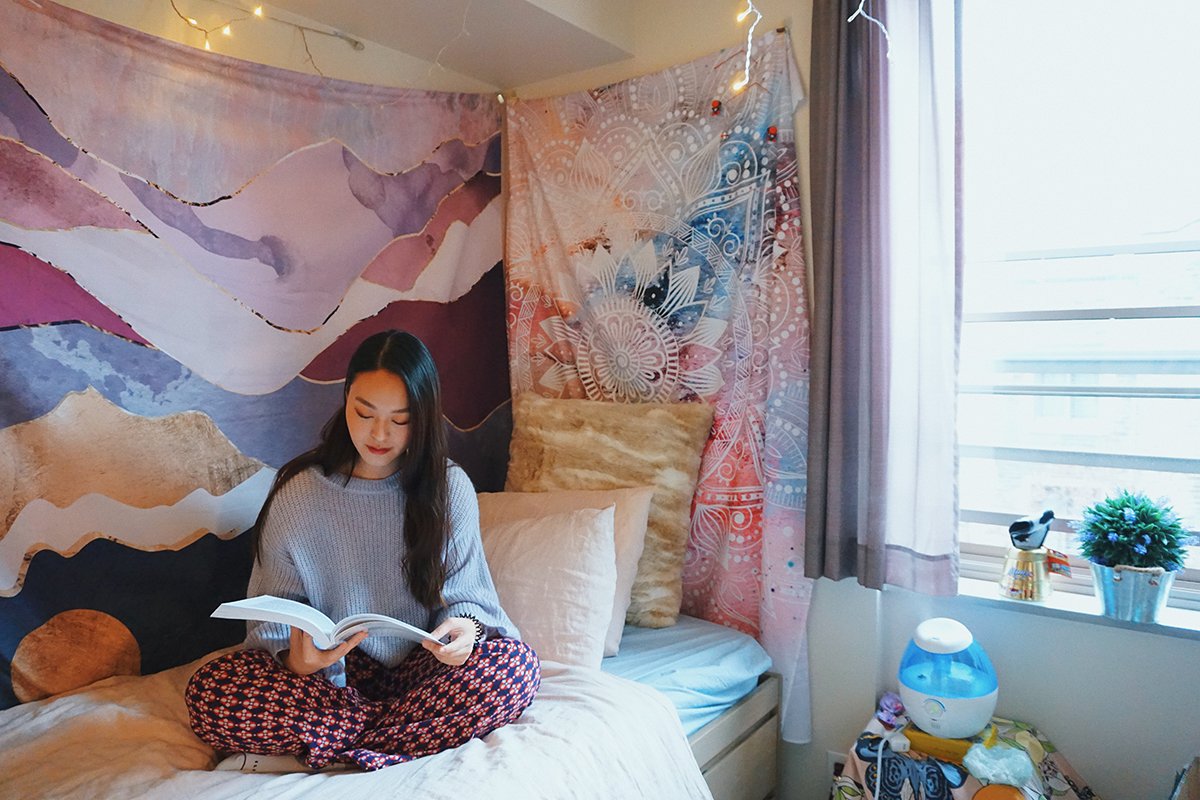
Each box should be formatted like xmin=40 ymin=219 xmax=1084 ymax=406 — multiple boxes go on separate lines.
xmin=1074 ymin=490 xmax=1191 ymax=571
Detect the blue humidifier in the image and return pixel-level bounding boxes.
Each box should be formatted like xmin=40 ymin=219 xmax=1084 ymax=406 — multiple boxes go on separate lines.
xmin=897 ymin=618 xmax=998 ymax=739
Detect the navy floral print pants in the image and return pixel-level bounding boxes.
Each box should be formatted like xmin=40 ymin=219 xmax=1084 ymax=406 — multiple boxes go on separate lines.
xmin=185 ymin=638 xmax=540 ymax=770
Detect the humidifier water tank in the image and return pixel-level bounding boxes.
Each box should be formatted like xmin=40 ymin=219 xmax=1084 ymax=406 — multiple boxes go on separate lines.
xmin=898 ymin=618 xmax=997 ymax=740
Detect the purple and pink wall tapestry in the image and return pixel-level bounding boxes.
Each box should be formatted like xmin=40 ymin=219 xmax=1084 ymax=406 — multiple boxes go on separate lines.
xmin=0 ymin=0 xmax=508 ymax=708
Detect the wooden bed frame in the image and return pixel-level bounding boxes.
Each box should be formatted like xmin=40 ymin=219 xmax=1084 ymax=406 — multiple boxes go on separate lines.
xmin=688 ymin=673 xmax=780 ymax=800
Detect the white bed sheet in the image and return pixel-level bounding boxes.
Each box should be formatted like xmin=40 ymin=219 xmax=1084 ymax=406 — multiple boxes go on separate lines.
xmin=601 ymin=615 xmax=772 ymax=736
xmin=0 ymin=649 xmax=712 ymax=800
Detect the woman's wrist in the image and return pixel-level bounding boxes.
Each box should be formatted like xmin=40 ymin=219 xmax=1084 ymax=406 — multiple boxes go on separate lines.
xmin=280 ymin=648 xmax=307 ymax=675
xmin=458 ymin=614 xmax=485 ymax=643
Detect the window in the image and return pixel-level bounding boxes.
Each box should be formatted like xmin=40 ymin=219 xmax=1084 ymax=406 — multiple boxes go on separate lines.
xmin=957 ymin=1 xmax=1200 ymax=610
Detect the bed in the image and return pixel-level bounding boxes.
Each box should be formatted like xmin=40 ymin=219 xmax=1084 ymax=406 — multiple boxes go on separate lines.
xmin=604 ymin=614 xmax=781 ymax=800
xmin=0 ymin=620 xmax=777 ymax=800
xmin=0 ymin=495 xmax=778 ymax=800
xmin=0 ymin=408 xmax=781 ymax=800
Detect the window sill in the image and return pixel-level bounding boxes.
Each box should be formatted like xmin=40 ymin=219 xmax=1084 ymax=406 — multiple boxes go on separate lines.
xmin=955 ymin=577 xmax=1200 ymax=642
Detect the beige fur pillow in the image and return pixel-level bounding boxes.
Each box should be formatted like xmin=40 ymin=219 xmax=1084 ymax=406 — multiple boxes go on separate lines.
xmin=477 ymin=487 xmax=654 ymax=656
xmin=506 ymin=393 xmax=714 ymax=628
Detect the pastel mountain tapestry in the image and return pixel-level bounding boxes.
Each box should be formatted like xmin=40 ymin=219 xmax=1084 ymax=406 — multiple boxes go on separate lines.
xmin=0 ymin=0 xmax=508 ymax=708
xmin=505 ymin=30 xmax=813 ymax=738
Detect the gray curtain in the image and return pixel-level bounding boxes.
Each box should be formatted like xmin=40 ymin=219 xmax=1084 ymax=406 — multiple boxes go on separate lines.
xmin=805 ymin=0 xmax=893 ymax=588
xmin=805 ymin=0 xmax=962 ymax=592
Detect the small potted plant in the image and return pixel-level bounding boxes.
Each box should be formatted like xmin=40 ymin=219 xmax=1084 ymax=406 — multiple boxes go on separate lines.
xmin=1074 ymin=490 xmax=1192 ymax=623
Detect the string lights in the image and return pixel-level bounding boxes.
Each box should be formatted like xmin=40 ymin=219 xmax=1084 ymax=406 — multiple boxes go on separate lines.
xmin=168 ymin=0 xmax=363 ymax=67
xmin=427 ymin=0 xmax=473 ymax=79
xmin=732 ymin=0 xmax=762 ymax=92
xmin=847 ymin=0 xmax=892 ymax=59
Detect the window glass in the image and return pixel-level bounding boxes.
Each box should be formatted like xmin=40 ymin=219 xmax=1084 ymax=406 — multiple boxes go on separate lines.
xmin=958 ymin=0 xmax=1200 ymax=605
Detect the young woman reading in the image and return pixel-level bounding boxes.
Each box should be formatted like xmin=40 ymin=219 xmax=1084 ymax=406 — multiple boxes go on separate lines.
xmin=185 ymin=330 xmax=540 ymax=771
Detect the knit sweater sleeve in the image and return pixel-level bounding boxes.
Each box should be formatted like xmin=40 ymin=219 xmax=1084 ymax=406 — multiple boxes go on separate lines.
xmin=242 ymin=481 xmax=310 ymax=662
xmin=438 ymin=464 xmax=520 ymax=641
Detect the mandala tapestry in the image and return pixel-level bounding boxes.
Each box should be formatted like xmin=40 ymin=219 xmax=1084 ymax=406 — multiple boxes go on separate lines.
xmin=0 ymin=0 xmax=508 ymax=709
xmin=506 ymin=31 xmax=814 ymax=739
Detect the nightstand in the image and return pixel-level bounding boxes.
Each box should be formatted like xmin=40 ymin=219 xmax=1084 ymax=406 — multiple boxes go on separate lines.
xmin=829 ymin=716 xmax=1098 ymax=800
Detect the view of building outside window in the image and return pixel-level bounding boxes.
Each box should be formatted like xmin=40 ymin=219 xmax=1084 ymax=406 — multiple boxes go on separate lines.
xmin=957 ymin=1 xmax=1200 ymax=577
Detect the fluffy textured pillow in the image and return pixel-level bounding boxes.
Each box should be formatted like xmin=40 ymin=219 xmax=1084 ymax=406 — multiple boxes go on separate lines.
xmin=506 ymin=393 xmax=714 ymax=628
xmin=479 ymin=505 xmax=617 ymax=668
xmin=477 ymin=487 xmax=654 ymax=656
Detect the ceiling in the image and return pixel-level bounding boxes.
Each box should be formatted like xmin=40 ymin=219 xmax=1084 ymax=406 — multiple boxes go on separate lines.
xmin=264 ymin=0 xmax=636 ymax=89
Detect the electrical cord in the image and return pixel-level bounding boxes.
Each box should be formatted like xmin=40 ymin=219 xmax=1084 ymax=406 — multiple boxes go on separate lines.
xmin=876 ymin=737 xmax=885 ymax=799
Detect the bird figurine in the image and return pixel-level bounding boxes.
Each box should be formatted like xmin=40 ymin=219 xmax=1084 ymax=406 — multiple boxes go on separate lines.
xmin=1007 ymin=509 xmax=1054 ymax=551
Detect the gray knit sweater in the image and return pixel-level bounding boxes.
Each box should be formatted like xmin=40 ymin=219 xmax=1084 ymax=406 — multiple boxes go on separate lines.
xmin=244 ymin=462 xmax=517 ymax=686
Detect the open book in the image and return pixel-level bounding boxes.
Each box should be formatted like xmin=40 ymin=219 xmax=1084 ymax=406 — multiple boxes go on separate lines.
xmin=211 ymin=595 xmax=444 ymax=649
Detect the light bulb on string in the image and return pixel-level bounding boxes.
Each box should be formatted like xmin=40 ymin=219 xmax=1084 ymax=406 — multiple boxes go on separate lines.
xmin=733 ymin=0 xmax=762 ymax=93
xmin=168 ymin=0 xmax=363 ymax=69
xmin=847 ymin=0 xmax=892 ymax=59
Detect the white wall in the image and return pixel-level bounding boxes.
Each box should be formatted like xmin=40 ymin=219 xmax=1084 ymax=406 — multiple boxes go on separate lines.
xmin=783 ymin=577 xmax=883 ymax=799
xmin=51 ymin=0 xmax=495 ymax=91
xmin=523 ymin=0 xmax=638 ymax=53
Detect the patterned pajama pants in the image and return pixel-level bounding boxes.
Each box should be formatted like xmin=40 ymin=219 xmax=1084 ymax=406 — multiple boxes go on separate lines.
xmin=184 ymin=638 xmax=540 ymax=770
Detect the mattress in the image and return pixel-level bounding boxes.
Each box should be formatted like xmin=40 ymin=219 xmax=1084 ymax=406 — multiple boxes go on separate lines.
xmin=601 ymin=614 xmax=772 ymax=735
xmin=0 ymin=649 xmax=713 ymax=800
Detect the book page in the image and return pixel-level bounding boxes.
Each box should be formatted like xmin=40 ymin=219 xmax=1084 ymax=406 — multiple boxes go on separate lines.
xmin=334 ymin=613 xmax=443 ymax=645
xmin=211 ymin=596 xmax=339 ymax=649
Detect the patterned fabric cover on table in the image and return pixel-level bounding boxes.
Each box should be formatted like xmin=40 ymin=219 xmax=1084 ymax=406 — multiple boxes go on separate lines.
xmin=831 ymin=717 xmax=1099 ymax=800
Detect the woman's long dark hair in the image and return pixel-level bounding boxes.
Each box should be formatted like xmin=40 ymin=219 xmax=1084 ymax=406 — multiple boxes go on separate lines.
xmin=250 ymin=330 xmax=450 ymax=607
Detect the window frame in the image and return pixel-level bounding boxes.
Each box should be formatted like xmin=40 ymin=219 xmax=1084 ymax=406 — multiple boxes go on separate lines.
xmin=956 ymin=250 xmax=1200 ymax=614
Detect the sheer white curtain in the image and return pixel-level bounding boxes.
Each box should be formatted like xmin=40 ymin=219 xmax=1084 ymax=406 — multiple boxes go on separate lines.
xmin=806 ymin=0 xmax=960 ymax=594
xmin=880 ymin=0 xmax=959 ymax=592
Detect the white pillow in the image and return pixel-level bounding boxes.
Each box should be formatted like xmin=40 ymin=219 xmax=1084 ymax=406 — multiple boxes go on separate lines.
xmin=479 ymin=505 xmax=617 ymax=668
xmin=477 ymin=487 xmax=652 ymax=656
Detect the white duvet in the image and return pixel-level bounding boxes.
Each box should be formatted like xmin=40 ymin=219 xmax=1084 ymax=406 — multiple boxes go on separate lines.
xmin=0 ymin=650 xmax=713 ymax=800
